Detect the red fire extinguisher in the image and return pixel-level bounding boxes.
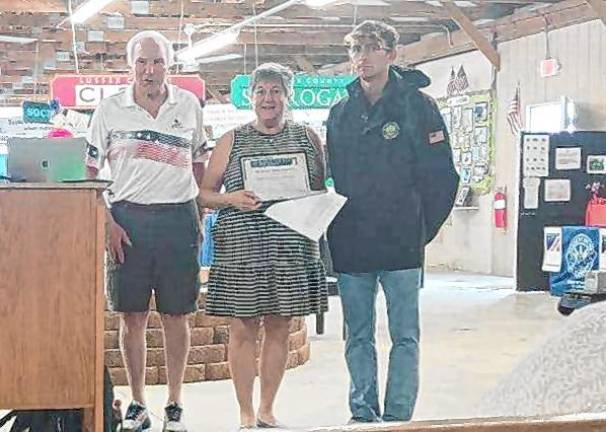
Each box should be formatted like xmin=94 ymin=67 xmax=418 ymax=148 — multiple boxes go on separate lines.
xmin=494 ymin=190 xmax=507 ymax=229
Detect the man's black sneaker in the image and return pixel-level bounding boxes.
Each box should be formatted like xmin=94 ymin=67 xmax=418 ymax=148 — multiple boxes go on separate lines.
xmin=121 ymin=401 xmax=151 ymax=432
xmin=163 ymin=403 xmax=187 ymax=432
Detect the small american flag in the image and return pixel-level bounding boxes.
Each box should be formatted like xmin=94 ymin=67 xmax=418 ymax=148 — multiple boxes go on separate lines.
xmin=446 ymin=66 xmax=469 ymax=96
xmin=455 ymin=65 xmax=469 ymax=93
xmin=507 ymin=83 xmax=523 ymax=135
xmin=446 ymin=68 xmax=457 ymax=97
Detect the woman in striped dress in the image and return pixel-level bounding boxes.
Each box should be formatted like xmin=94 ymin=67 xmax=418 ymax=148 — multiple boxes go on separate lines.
xmin=199 ymin=63 xmax=328 ymax=430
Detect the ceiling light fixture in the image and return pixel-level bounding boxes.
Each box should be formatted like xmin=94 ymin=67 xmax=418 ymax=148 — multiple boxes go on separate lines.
xmin=196 ymin=53 xmax=243 ymax=64
xmin=177 ymin=0 xmax=336 ymax=61
xmin=305 ymin=0 xmax=340 ymax=8
xmin=71 ymin=0 xmax=117 ymax=24
xmin=426 ymin=0 xmax=477 ymax=6
xmin=0 ymin=34 xmax=36 ymax=44
xmin=176 ymin=30 xmax=240 ymax=62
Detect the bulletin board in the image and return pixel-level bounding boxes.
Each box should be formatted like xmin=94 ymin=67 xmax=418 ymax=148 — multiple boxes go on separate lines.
xmin=437 ymin=90 xmax=495 ymax=194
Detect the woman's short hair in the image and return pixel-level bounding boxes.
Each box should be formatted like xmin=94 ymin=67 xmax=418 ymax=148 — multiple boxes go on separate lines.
xmin=249 ymin=63 xmax=294 ymax=98
xmin=126 ymin=30 xmax=174 ymax=68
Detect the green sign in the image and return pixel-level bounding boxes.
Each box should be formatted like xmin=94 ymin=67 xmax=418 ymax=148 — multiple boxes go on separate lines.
xmin=230 ymin=74 xmax=355 ymax=110
xmin=22 ymin=101 xmax=53 ymax=124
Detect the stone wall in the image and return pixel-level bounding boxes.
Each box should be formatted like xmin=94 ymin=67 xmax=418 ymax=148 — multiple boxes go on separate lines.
xmin=105 ymin=292 xmax=310 ymax=385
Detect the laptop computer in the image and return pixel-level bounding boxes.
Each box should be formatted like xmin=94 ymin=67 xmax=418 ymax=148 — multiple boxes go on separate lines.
xmin=7 ymin=137 xmax=87 ymax=182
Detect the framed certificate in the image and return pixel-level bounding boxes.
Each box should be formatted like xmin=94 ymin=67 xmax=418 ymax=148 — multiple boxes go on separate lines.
xmin=241 ymin=152 xmax=311 ymax=201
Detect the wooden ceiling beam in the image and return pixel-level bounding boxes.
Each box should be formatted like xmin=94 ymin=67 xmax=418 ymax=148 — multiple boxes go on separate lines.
xmin=440 ymin=1 xmax=501 ymax=70
xmin=6 ymin=27 xmax=382 ymax=47
xmin=320 ymin=0 xmax=590 ymax=74
xmin=0 ymin=0 xmax=65 ymax=13
xmin=147 ymin=2 xmax=449 ymax=20
xmin=401 ymin=0 xmax=590 ymax=65
xmin=585 ymin=0 xmax=606 ymax=25
xmin=205 ymin=85 xmax=228 ymax=103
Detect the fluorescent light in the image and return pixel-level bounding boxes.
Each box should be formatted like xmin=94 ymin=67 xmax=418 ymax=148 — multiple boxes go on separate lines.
xmin=305 ymin=0 xmax=339 ymax=7
xmin=71 ymin=0 xmax=116 ymax=24
xmin=176 ymin=31 xmax=239 ymax=62
xmin=473 ymin=18 xmax=495 ymax=26
xmin=391 ymin=16 xmax=430 ymax=22
xmin=348 ymin=0 xmax=388 ymax=5
xmin=180 ymin=53 xmax=242 ymax=71
xmin=0 ymin=34 xmax=36 ymax=44
xmin=426 ymin=0 xmax=477 ymax=6
xmin=196 ymin=53 xmax=242 ymax=64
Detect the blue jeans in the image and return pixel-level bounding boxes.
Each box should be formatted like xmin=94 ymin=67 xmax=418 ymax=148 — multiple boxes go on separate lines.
xmin=338 ymin=268 xmax=422 ymax=422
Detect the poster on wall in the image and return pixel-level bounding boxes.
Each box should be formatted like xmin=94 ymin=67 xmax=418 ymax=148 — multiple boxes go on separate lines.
xmin=555 ymin=147 xmax=581 ymax=170
xmin=522 ymin=134 xmax=550 ymax=178
xmin=544 ymin=179 xmax=571 ymax=202
xmin=523 ymin=176 xmax=540 ymax=209
xmin=0 ymin=107 xmax=54 ymax=148
xmin=587 ymin=155 xmax=606 ymax=174
xmin=600 ymin=228 xmax=606 ymax=272
xmin=542 ymin=226 xmax=562 ymax=272
xmin=437 ymin=90 xmax=494 ymax=194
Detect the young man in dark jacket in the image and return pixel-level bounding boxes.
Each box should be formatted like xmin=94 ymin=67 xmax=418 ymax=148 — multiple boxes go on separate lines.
xmin=326 ymin=20 xmax=459 ymax=423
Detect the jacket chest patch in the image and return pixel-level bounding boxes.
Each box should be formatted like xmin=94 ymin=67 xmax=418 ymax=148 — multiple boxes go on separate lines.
xmin=382 ymin=122 xmax=400 ymax=140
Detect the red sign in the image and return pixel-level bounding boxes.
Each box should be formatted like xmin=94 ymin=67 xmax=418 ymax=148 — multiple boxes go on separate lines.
xmin=50 ymin=74 xmax=205 ymax=109
xmin=539 ymin=58 xmax=561 ymax=78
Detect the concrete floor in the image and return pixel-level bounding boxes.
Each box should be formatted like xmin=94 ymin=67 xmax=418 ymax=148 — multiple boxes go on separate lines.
xmin=111 ymin=272 xmax=566 ymax=432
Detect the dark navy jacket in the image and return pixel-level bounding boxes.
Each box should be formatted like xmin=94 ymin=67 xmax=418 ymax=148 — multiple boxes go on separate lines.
xmin=326 ymin=66 xmax=459 ymax=273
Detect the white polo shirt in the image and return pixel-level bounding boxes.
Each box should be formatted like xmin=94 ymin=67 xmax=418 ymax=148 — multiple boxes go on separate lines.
xmin=86 ymin=83 xmax=207 ymax=205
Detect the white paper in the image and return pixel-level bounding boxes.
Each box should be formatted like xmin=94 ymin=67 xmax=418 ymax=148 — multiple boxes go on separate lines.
xmin=555 ymin=147 xmax=581 ymax=170
xmin=241 ymin=153 xmax=310 ymax=202
xmin=587 ymin=155 xmax=606 ymax=174
xmin=265 ymin=192 xmax=347 ymax=241
xmin=542 ymin=226 xmax=562 ymax=272
xmin=600 ymin=229 xmax=606 ymax=272
xmin=522 ymin=176 xmax=540 ymax=209
xmin=523 ymin=134 xmax=550 ymax=177
xmin=544 ymin=179 xmax=571 ymax=202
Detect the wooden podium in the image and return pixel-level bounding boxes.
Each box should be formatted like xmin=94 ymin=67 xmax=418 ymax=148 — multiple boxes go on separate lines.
xmin=0 ymin=183 xmax=107 ymax=431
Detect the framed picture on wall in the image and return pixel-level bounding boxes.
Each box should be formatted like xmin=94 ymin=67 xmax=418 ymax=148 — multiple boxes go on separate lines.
xmin=455 ymin=186 xmax=471 ymax=207
xmin=587 ymin=155 xmax=606 ymax=174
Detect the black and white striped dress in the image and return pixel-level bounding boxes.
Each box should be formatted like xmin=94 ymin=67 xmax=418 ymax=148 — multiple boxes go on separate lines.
xmin=205 ymin=121 xmax=328 ymax=318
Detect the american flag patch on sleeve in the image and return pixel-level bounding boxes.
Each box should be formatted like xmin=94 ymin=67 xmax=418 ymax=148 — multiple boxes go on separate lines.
xmin=429 ymin=130 xmax=445 ymax=145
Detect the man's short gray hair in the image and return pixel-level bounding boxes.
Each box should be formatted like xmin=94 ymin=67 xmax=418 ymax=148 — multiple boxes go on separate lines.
xmin=249 ymin=63 xmax=294 ymax=98
xmin=126 ymin=30 xmax=174 ymax=68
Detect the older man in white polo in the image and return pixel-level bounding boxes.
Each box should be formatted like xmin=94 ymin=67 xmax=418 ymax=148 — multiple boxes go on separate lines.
xmin=86 ymin=31 xmax=207 ymax=432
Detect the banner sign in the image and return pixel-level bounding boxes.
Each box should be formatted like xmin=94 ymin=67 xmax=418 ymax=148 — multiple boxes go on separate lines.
xmin=230 ymin=74 xmax=354 ymax=110
xmin=51 ymin=74 xmax=205 ymax=109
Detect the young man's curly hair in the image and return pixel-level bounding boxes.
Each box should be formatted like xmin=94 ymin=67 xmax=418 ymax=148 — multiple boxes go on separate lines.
xmin=344 ymin=20 xmax=400 ymax=51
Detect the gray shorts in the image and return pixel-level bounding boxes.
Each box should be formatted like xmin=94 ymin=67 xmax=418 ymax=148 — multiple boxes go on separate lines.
xmin=106 ymin=200 xmax=201 ymax=315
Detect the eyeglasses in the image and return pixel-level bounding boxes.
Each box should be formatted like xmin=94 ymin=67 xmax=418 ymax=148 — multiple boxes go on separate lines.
xmin=348 ymin=43 xmax=389 ymax=57
xmin=252 ymin=86 xmax=285 ymax=99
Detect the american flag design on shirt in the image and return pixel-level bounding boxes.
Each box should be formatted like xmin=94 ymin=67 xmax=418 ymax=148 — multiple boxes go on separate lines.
xmin=108 ymin=129 xmax=192 ymax=168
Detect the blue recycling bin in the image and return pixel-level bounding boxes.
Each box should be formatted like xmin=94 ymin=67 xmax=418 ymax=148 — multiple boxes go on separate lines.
xmin=0 ymin=153 xmax=6 ymax=177
xmin=199 ymin=212 xmax=218 ymax=267
xmin=549 ymin=226 xmax=600 ymax=296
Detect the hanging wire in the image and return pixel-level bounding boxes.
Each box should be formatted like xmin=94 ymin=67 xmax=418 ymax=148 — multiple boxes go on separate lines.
xmin=352 ymin=2 xmax=358 ymax=26
xmin=252 ymin=2 xmax=259 ymax=68
xmin=177 ymin=0 xmax=185 ymax=73
xmin=439 ymin=24 xmax=453 ymax=48
xmin=33 ymin=41 xmax=39 ymax=97
xmin=543 ymin=15 xmax=551 ymax=59
xmin=243 ymin=43 xmax=247 ymax=74
xmin=68 ymin=0 xmax=80 ymax=73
